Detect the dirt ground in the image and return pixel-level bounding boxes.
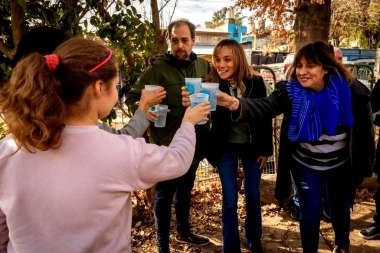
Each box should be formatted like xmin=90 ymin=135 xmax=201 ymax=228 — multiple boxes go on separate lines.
xmin=130 ymin=185 xmax=380 ymax=253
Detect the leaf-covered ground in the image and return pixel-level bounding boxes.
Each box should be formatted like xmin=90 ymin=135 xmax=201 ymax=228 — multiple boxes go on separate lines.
xmin=130 ymin=184 xmax=380 ymax=253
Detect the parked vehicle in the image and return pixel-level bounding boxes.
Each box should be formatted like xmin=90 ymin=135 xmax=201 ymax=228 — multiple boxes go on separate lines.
xmin=344 ymin=60 xmax=375 ymax=90
xmin=340 ymin=48 xmax=376 ymax=61
xmin=261 ymin=53 xmax=294 ymax=82
xmin=344 ymin=59 xmax=375 ymax=70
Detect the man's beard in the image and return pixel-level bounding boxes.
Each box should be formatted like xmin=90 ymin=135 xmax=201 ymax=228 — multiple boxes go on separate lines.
xmin=173 ymin=49 xmax=189 ymax=60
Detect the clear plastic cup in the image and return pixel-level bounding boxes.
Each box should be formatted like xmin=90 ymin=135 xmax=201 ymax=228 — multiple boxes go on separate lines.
xmin=201 ymin=82 xmax=219 ymax=111
xmin=154 ymin=104 xmax=168 ymax=128
xmin=144 ymin=85 xmax=160 ymax=112
xmin=185 ymin=78 xmax=201 ymax=94
xmin=189 ymin=93 xmax=209 ymax=125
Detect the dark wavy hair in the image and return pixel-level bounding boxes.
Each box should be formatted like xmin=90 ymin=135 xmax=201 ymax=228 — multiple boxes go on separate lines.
xmin=289 ymin=41 xmax=353 ymax=84
xmin=167 ymin=19 xmax=196 ymax=39
xmin=11 ymin=26 xmax=68 ymax=68
xmin=0 ymin=37 xmax=117 ymax=152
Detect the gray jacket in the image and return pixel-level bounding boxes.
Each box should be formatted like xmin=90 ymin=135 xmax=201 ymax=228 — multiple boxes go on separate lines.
xmin=98 ymin=109 xmax=150 ymax=138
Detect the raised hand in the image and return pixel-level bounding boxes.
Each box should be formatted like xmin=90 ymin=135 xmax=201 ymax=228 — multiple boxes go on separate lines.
xmin=139 ymin=87 xmax=166 ymax=112
xmin=182 ymin=101 xmax=210 ymax=125
xmin=216 ymin=90 xmax=233 ymax=108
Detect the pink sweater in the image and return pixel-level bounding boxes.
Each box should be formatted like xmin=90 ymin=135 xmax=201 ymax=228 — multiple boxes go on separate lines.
xmin=0 ymin=122 xmax=196 ymax=253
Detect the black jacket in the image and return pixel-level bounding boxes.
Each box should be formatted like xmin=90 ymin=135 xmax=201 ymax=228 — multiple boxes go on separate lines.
xmin=233 ymin=79 xmax=375 ymax=206
xmin=370 ymin=79 xmax=380 ymax=175
xmin=205 ymin=76 xmax=273 ymax=168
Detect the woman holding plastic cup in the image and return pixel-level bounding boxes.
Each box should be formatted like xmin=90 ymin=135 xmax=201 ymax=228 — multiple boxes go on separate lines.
xmin=181 ymin=39 xmax=272 ymax=253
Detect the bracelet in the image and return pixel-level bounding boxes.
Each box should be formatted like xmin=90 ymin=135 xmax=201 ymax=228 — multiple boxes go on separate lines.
xmin=229 ymin=97 xmax=238 ymax=111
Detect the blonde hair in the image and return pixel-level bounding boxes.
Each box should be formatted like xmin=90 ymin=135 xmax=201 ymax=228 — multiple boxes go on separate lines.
xmin=206 ymin=39 xmax=257 ymax=96
xmin=0 ymin=37 xmax=117 ymax=152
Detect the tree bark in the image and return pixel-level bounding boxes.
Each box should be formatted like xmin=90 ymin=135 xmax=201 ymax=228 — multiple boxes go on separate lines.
xmin=293 ymin=0 xmax=331 ymax=51
xmin=10 ymin=0 xmax=27 ymax=55
xmin=150 ymin=0 xmax=167 ymax=55
xmin=150 ymin=0 xmax=160 ymax=30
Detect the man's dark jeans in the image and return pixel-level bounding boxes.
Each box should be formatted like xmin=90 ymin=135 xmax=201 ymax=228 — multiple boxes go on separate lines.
xmin=154 ymin=162 xmax=199 ymax=253
xmin=291 ymin=162 xmax=351 ymax=253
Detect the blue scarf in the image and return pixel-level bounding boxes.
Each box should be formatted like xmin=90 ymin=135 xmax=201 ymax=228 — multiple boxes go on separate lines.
xmin=286 ymin=74 xmax=353 ymax=143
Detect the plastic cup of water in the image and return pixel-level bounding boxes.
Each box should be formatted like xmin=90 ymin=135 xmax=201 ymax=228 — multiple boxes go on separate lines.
xmin=144 ymin=85 xmax=160 ymax=112
xmin=201 ymin=82 xmax=219 ymax=111
xmin=185 ymin=78 xmax=201 ymax=94
xmin=189 ymin=93 xmax=209 ymax=125
xmin=155 ymin=104 xmax=168 ymax=128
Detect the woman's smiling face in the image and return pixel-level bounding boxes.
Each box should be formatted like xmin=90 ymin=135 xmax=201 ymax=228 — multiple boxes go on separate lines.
xmin=295 ymin=58 xmax=328 ymax=92
xmin=214 ymin=46 xmax=235 ymax=80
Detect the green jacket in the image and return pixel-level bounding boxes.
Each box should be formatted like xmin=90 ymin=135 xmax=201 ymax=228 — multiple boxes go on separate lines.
xmin=125 ymin=52 xmax=210 ymax=164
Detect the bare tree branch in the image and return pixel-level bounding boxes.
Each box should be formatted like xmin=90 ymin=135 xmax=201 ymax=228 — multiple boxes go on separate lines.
xmin=97 ymin=0 xmax=112 ymax=22
xmin=158 ymin=0 xmax=172 ymax=12
xmin=168 ymin=0 xmax=179 ymax=23
xmin=73 ymin=3 xmax=91 ymax=27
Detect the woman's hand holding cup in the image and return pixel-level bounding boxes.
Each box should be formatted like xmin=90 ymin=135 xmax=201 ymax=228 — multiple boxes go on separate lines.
xmin=216 ymin=91 xmax=233 ymax=108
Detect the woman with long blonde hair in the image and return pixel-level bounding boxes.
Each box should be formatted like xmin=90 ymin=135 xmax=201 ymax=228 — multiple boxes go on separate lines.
xmin=183 ymin=39 xmax=273 ymax=253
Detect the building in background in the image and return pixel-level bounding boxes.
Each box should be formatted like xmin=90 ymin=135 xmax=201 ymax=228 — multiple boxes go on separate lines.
xmin=193 ymin=23 xmax=229 ymax=62
xmin=214 ymin=7 xmax=247 ymax=43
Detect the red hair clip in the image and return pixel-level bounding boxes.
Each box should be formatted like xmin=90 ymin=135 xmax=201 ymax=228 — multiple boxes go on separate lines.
xmin=44 ymin=54 xmax=59 ymax=71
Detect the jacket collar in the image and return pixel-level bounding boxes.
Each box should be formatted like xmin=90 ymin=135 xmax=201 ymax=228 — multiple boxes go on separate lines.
xmin=165 ymin=51 xmax=197 ymax=68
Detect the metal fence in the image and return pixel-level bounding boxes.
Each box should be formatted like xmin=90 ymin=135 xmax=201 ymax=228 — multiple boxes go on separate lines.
xmin=343 ymin=63 xmax=375 ymax=90
xmin=194 ymin=116 xmax=282 ymax=188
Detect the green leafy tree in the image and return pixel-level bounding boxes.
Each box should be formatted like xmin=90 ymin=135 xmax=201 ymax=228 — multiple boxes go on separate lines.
xmin=212 ymin=8 xmax=245 ymax=27
xmin=212 ymin=8 xmax=226 ymax=27
xmin=0 ymin=0 xmax=160 ymax=85
xmin=364 ymin=0 xmax=380 ymax=48
xmin=234 ymin=11 xmax=246 ymax=26
xmin=330 ymin=0 xmax=379 ymax=48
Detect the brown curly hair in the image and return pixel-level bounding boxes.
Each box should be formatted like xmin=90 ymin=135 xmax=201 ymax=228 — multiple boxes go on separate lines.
xmin=0 ymin=37 xmax=117 ymax=152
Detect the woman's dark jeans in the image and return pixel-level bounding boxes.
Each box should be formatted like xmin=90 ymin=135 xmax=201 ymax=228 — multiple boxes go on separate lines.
xmin=154 ymin=162 xmax=198 ymax=253
xmin=291 ymin=162 xmax=351 ymax=253
xmin=217 ymin=143 xmax=263 ymax=253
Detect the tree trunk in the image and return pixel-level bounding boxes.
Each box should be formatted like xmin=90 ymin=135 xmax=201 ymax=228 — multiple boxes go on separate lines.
xmin=150 ymin=0 xmax=167 ymax=55
xmin=293 ymin=0 xmax=331 ymax=52
xmin=150 ymin=0 xmax=160 ymax=30
xmin=10 ymin=0 xmax=27 ymax=53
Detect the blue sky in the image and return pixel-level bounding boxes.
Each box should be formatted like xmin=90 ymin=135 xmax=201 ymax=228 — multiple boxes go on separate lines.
xmin=135 ymin=0 xmax=250 ymax=28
